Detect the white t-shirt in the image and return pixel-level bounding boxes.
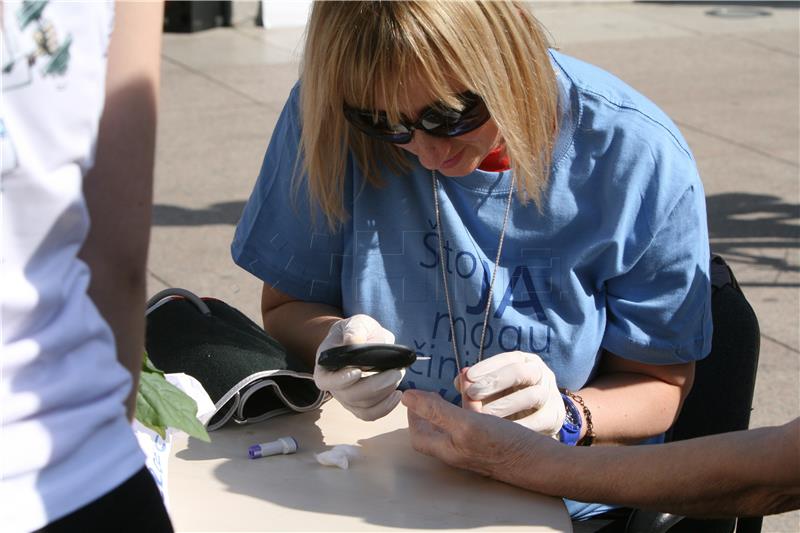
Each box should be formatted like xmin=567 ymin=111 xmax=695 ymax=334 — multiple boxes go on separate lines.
xmin=1 ymin=3 xmax=144 ymax=531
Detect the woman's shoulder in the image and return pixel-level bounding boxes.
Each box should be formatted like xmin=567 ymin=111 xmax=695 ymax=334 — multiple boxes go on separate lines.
xmin=280 ymin=81 xmax=303 ymax=119
xmin=549 ymin=51 xmax=704 ymax=235
xmin=550 ymin=50 xmax=693 ymax=161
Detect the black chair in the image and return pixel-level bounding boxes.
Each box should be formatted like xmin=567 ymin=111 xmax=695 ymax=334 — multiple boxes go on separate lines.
xmin=628 ymin=254 xmax=762 ymax=533
xmin=587 ymin=254 xmax=762 ymax=533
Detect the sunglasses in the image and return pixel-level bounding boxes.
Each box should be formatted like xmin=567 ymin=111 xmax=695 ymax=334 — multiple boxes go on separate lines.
xmin=343 ymin=91 xmax=491 ymax=144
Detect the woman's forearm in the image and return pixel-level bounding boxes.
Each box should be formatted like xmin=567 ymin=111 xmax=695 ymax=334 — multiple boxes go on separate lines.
xmin=578 ymin=372 xmax=687 ymax=444
xmin=262 ymin=299 xmax=342 ymax=367
xmin=405 ymin=391 xmax=800 ymax=519
xmin=511 ymin=420 xmax=800 ymax=518
xmin=575 ymin=353 xmax=695 ymax=444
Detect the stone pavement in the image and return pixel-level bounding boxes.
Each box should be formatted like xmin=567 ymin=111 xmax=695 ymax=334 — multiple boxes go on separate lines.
xmin=151 ymin=2 xmax=799 ymax=530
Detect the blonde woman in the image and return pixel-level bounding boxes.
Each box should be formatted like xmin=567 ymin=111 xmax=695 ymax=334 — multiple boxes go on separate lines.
xmin=232 ymin=1 xmax=710 ymax=520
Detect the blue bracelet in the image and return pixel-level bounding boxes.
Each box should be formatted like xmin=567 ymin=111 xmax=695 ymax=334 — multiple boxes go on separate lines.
xmin=558 ymin=393 xmax=582 ymax=446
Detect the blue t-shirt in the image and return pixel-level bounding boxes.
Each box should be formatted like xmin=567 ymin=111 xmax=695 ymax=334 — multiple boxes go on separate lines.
xmin=232 ymin=50 xmax=712 ymax=519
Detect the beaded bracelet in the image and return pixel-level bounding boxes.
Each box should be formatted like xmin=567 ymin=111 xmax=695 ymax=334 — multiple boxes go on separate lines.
xmin=564 ymin=390 xmax=595 ymax=446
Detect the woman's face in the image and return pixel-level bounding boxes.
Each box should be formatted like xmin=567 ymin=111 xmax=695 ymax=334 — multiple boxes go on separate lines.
xmin=378 ymin=83 xmax=504 ymax=177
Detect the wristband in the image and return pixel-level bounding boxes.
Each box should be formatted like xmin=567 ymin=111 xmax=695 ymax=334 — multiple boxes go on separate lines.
xmin=558 ymin=393 xmax=582 ymax=446
xmin=564 ymin=389 xmax=595 ymax=446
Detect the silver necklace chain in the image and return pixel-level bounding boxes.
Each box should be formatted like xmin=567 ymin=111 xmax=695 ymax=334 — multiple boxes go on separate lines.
xmin=431 ymin=169 xmax=516 ymax=371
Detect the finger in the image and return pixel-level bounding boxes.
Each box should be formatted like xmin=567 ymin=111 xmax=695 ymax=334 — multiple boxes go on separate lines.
xmin=323 ymin=319 xmax=346 ymax=342
xmin=466 ymin=360 xmax=544 ymax=400
xmin=314 ymin=366 xmax=362 ymax=391
xmin=402 ymin=389 xmax=446 ymax=418
xmin=366 ymin=328 xmax=395 ymax=344
xmin=453 ymin=366 xmax=472 ymax=393
xmin=480 ymin=385 xmax=549 ymax=419
xmin=401 ymin=389 xmax=465 ymax=433
xmin=452 ymin=374 xmax=462 ymax=392
xmin=341 ymin=315 xmax=375 ymax=344
xmin=342 ymin=314 xmax=391 ymax=344
xmin=459 ymin=369 xmax=482 ymax=412
xmin=466 ymin=351 xmax=535 ymax=380
xmin=346 ymin=390 xmax=402 ymax=421
xmin=401 ymin=389 xmax=436 ymax=410
xmin=335 ymin=368 xmax=404 ymax=406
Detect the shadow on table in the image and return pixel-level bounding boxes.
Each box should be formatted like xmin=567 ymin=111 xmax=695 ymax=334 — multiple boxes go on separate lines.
xmin=179 ymin=421 xmax=561 ymax=530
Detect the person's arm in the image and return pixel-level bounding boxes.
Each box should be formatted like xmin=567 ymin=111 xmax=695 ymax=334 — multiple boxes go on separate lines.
xmin=403 ymin=390 xmax=800 ymax=518
xmin=260 ymin=283 xmax=342 ymax=367
xmin=459 ymin=350 xmax=694 ymax=443
xmin=553 ymin=417 xmax=800 ymax=517
xmin=575 ymin=352 xmax=695 ymax=444
xmin=78 ymin=1 xmax=163 ymax=420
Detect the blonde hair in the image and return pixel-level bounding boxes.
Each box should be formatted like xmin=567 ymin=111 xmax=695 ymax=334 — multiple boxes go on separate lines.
xmin=300 ymin=1 xmax=558 ymax=227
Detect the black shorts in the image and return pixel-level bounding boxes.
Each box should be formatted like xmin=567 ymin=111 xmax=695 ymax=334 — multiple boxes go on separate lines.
xmin=34 ymin=467 xmax=173 ymax=533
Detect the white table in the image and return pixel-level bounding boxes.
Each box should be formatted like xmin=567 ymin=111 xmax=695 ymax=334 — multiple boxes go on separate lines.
xmin=168 ymin=401 xmax=573 ymax=532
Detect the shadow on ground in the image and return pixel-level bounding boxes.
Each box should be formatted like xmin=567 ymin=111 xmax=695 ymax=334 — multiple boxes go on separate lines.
xmin=707 ymin=192 xmax=799 ymax=278
xmin=153 ymin=201 xmax=246 ymax=226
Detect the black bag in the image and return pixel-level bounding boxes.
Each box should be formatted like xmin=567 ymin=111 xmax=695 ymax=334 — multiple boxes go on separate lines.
xmin=145 ymin=288 xmax=326 ymax=431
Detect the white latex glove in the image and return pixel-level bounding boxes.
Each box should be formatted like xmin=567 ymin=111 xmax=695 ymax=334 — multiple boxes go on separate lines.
xmin=314 ymin=314 xmax=404 ymax=421
xmin=457 ymin=351 xmax=566 ymax=436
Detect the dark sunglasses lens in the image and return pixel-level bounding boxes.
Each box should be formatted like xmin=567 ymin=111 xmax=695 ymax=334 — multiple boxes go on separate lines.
xmin=445 ymin=95 xmax=491 ymax=136
xmin=344 ymin=107 xmax=413 ymax=143
xmin=418 ymin=94 xmax=490 ymax=138
xmin=419 ymin=108 xmax=459 ymax=133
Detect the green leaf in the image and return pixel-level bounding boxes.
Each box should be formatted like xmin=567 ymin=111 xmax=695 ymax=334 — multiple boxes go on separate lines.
xmin=136 ymin=355 xmax=210 ymax=442
xmin=142 ymin=352 xmax=164 ymax=376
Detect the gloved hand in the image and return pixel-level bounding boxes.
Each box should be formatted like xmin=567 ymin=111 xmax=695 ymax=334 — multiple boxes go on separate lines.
xmin=455 ymin=351 xmax=566 ymax=436
xmin=314 ymin=314 xmax=404 ymax=421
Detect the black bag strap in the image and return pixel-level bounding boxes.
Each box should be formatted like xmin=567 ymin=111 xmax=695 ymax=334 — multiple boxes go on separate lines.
xmin=146 ymin=287 xmax=211 ymax=316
